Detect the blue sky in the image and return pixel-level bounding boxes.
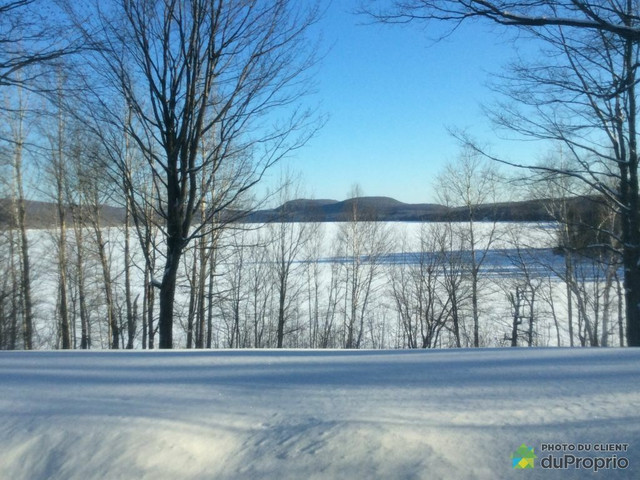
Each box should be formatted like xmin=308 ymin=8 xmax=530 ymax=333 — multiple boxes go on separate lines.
xmin=278 ymin=1 xmax=546 ymax=204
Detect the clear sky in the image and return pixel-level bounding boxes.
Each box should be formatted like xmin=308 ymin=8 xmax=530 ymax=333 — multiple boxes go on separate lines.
xmin=277 ymin=1 xmax=546 ymax=204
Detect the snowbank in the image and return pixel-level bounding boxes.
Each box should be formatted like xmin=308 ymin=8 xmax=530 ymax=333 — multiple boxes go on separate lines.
xmin=1 ymin=348 xmax=638 ymax=479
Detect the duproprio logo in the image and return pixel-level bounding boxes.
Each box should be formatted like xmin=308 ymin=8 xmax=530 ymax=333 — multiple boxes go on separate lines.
xmin=512 ymin=444 xmax=537 ymax=469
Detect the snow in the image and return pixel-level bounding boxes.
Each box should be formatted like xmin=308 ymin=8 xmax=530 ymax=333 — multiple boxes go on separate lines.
xmin=24 ymin=221 xmax=587 ymax=349
xmin=1 ymin=349 xmax=639 ymax=479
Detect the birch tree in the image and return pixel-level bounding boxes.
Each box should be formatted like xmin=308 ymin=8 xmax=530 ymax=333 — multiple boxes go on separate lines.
xmin=337 ymin=186 xmax=390 ymax=349
xmin=365 ymin=0 xmax=640 ymax=347
xmin=2 ymin=83 xmax=35 ymax=349
xmin=268 ymin=179 xmax=312 ymax=348
xmin=388 ymin=225 xmax=449 ymax=348
xmin=436 ymin=148 xmax=501 ymax=347
xmin=0 ymin=0 xmax=81 ymax=350
xmin=66 ymin=0 xmax=320 ymax=348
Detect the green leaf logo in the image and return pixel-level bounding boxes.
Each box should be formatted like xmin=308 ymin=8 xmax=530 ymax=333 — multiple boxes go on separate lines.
xmin=512 ymin=444 xmax=537 ymax=469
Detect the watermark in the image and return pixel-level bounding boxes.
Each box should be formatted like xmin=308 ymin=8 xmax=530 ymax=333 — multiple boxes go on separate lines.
xmin=511 ymin=443 xmax=630 ymax=473
xmin=512 ymin=444 xmax=537 ymax=469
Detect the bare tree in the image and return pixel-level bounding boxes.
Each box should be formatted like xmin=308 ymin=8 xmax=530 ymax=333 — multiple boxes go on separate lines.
xmin=501 ymin=228 xmax=544 ymax=347
xmin=435 ymin=148 xmax=502 ymax=347
xmin=0 ymin=0 xmax=84 ymax=350
xmin=302 ymin=221 xmax=329 ymax=348
xmin=337 ymin=185 xmax=390 ymax=349
xmin=69 ymin=199 xmax=91 ymax=349
xmin=122 ymin=111 xmax=138 ymax=349
xmin=66 ymin=0 xmax=320 ymax=348
xmin=388 ymin=224 xmax=449 ymax=348
xmin=43 ymin=77 xmax=72 ymax=349
xmin=0 ymin=0 xmax=80 ymax=90
xmin=1 ymin=83 xmax=35 ymax=349
xmin=321 ymin=261 xmax=343 ymax=348
xmin=0 ymin=134 xmax=22 ymax=349
xmin=218 ymin=228 xmax=249 ymax=348
xmin=0 ymin=225 xmax=16 ymax=349
xmin=268 ymin=178 xmax=312 ymax=348
xmin=438 ymin=222 xmax=470 ymax=347
xmin=242 ymin=227 xmax=271 ymax=348
xmin=364 ymin=0 xmax=640 ymax=346
xmin=527 ymin=150 xmax=587 ymax=346
xmin=83 ymin=149 xmax=122 ymax=349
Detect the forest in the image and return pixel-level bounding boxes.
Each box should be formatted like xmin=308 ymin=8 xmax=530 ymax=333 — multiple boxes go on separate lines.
xmin=0 ymin=0 xmax=637 ymax=349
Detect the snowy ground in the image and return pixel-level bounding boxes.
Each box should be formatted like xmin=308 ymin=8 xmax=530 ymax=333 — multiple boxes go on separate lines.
xmin=1 ymin=348 xmax=638 ymax=479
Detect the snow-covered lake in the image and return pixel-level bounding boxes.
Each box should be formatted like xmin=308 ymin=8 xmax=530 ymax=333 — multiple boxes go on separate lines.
xmin=14 ymin=220 xmax=622 ymax=349
xmin=1 ymin=348 xmax=638 ymax=479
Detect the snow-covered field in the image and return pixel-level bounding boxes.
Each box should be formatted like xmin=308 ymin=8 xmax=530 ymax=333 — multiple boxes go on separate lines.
xmin=1 ymin=348 xmax=638 ymax=479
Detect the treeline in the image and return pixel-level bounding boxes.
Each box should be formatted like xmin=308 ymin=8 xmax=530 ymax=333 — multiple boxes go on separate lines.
xmin=242 ymin=196 xmax=603 ymax=223
xmin=0 ymin=0 xmax=323 ymax=349
xmin=0 ymin=153 xmax=625 ymax=350
xmin=0 ymin=194 xmax=603 ymax=228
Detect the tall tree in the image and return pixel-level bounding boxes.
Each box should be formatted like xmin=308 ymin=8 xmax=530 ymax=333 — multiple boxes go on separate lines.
xmin=337 ymin=186 xmax=390 ymax=349
xmin=68 ymin=0 xmax=320 ymax=348
xmin=269 ymin=178 xmax=311 ymax=348
xmin=501 ymin=228 xmax=543 ymax=347
xmin=46 ymin=76 xmax=72 ymax=350
xmin=436 ymin=148 xmax=501 ymax=347
xmin=0 ymin=1 xmax=81 ymax=350
xmin=5 ymin=83 xmax=35 ymax=349
xmin=388 ymin=225 xmax=449 ymax=348
xmin=365 ymin=0 xmax=640 ymax=346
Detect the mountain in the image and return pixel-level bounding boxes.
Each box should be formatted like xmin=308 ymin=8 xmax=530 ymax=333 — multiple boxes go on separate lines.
xmin=244 ymin=196 xmax=450 ymax=222
xmin=0 ymin=199 xmax=125 ymax=228
xmin=243 ymin=196 xmax=583 ymax=223
xmin=0 ymin=195 xmax=600 ymax=227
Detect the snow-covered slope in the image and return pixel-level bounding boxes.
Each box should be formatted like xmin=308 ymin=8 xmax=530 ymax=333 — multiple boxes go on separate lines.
xmin=1 ymin=349 xmax=638 ymax=479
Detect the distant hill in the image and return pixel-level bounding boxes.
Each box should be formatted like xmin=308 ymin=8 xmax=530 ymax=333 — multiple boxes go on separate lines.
xmin=0 ymin=195 xmax=602 ymax=228
xmin=243 ymin=196 xmax=592 ymax=223
xmin=0 ymin=199 xmax=125 ymax=229
xmin=245 ymin=196 xmax=450 ymax=222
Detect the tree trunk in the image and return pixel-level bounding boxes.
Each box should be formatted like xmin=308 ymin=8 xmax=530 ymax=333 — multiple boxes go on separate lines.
xmin=15 ymin=155 xmax=34 ymax=350
xmin=93 ymin=217 xmax=118 ymax=349
xmin=621 ymin=34 xmax=640 ymax=347
xmin=186 ymin=252 xmax=197 ymax=349
xmin=71 ymin=207 xmax=90 ymax=349
xmin=159 ymin=273 xmax=177 ymax=349
xmin=616 ymin=273 xmax=625 ymax=346
xmin=623 ymin=256 xmax=640 ymax=346
xmin=469 ymin=219 xmax=480 ymax=348
xmin=123 ymin=105 xmax=136 ymax=349
xmin=450 ymin=290 xmax=461 ymax=348
xmin=565 ymin=252 xmax=574 ymax=347
xmin=546 ymin=278 xmax=562 ymax=347
xmin=510 ymin=288 xmax=521 ymax=347
xmin=527 ymin=289 xmax=535 ymax=347
xmin=144 ymin=226 xmax=156 ymax=349
xmin=195 ymin=233 xmax=208 ymax=349
xmin=601 ymin=264 xmax=615 ymax=347
xmin=56 ymin=185 xmax=71 ymax=350
xmin=11 ymin=85 xmax=34 ymax=350
xmin=159 ymin=239 xmax=183 ymax=349
xmin=124 ymin=195 xmax=135 ymax=349
xmin=8 ymin=226 xmax=19 ymax=350
xmin=142 ymin=275 xmax=148 ymax=350
xmin=277 ymin=267 xmax=287 ymax=348
xmin=206 ymin=246 xmax=215 ymax=349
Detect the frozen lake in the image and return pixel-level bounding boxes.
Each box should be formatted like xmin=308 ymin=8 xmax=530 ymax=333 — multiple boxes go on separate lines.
xmin=13 ymin=221 xmax=621 ymax=349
